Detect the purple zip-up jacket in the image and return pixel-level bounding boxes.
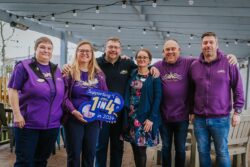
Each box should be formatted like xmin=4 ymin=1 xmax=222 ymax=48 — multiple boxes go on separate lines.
xmin=154 ymin=57 xmax=195 ymax=122
xmin=190 ymin=50 xmax=244 ymax=118
xmin=8 ymin=58 xmax=65 ymax=129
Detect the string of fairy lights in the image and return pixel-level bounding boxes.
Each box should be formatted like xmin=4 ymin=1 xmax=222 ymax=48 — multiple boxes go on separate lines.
xmin=4 ymin=0 xmax=250 ymax=50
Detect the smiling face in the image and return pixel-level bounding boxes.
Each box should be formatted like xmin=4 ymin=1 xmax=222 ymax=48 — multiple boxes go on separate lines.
xmin=105 ymin=40 xmax=121 ymax=61
xmin=163 ymin=40 xmax=181 ymax=64
xmin=77 ymin=44 xmax=93 ymax=64
xmin=135 ymin=49 xmax=152 ymax=68
xmin=35 ymin=42 xmax=53 ymax=64
xmin=201 ymin=35 xmax=218 ymax=62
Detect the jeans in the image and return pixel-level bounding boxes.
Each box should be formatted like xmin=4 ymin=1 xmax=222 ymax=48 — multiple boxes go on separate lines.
xmin=159 ymin=120 xmax=189 ymax=167
xmin=14 ymin=127 xmax=59 ymax=167
xmin=194 ymin=116 xmax=230 ymax=167
xmin=64 ymin=116 xmax=100 ymax=167
xmin=95 ymin=120 xmax=124 ymax=167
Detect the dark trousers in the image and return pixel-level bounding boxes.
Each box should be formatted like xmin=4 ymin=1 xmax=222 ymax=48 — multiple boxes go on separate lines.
xmin=159 ymin=120 xmax=189 ymax=167
xmin=64 ymin=117 xmax=100 ymax=167
xmin=14 ymin=127 xmax=59 ymax=167
xmin=95 ymin=120 xmax=124 ymax=167
xmin=131 ymin=144 xmax=147 ymax=167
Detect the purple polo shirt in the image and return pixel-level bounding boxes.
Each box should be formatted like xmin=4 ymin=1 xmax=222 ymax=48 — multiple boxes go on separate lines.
xmin=190 ymin=50 xmax=244 ymax=117
xmin=154 ymin=57 xmax=195 ymax=122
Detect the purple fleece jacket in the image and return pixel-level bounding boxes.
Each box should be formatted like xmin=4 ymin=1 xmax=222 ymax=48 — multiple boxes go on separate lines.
xmin=190 ymin=50 xmax=244 ymax=117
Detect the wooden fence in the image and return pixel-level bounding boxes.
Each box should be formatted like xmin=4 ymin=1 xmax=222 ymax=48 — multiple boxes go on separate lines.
xmin=0 ymin=77 xmax=9 ymax=105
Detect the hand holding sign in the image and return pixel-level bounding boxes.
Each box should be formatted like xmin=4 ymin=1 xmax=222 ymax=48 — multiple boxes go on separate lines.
xmin=78 ymin=88 xmax=124 ymax=123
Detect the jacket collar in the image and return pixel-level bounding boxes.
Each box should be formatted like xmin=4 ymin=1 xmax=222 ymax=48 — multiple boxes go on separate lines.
xmin=29 ymin=57 xmax=58 ymax=79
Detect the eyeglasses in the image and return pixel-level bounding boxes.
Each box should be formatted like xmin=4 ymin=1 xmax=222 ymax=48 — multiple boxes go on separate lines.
xmin=107 ymin=45 xmax=120 ymax=50
xmin=164 ymin=47 xmax=177 ymax=52
xmin=136 ymin=56 xmax=149 ymax=60
xmin=77 ymin=49 xmax=91 ymax=54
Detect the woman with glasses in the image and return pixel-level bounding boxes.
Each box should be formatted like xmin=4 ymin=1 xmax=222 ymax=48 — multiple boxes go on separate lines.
xmin=123 ymin=48 xmax=162 ymax=167
xmin=63 ymin=41 xmax=107 ymax=167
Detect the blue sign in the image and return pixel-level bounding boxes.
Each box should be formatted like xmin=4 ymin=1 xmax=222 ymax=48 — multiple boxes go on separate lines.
xmin=78 ymin=88 xmax=124 ymax=122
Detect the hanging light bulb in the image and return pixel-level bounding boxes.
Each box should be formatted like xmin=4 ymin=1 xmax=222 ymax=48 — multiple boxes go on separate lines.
xmin=51 ymin=13 xmax=55 ymax=20
xmin=38 ymin=19 xmax=41 ymax=24
xmin=73 ymin=10 xmax=77 ymax=17
xmin=188 ymin=0 xmax=194 ymax=5
xmin=166 ymin=31 xmax=170 ymax=37
xmin=234 ymin=39 xmax=238 ymax=45
xmin=65 ymin=22 xmax=69 ymax=28
xmin=152 ymin=0 xmax=157 ymax=7
xmin=96 ymin=5 xmax=100 ymax=14
xmin=247 ymin=41 xmax=250 ymax=46
xmin=16 ymin=15 xmax=20 ymax=21
xmin=127 ymin=45 xmax=131 ymax=50
xmin=190 ymin=34 xmax=194 ymax=40
xmin=226 ymin=42 xmax=229 ymax=47
xmin=92 ymin=24 xmax=96 ymax=30
xmin=188 ymin=43 xmax=191 ymax=48
xmin=140 ymin=45 xmax=144 ymax=49
xmin=155 ymin=44 xmax=158 ymax=49
xmin=143 ymin=28 xmax=146 ymax=35
xmin=122 ymin=0 xmax=127 ymax=8
xmin=118 ymin=26 xmax=121 ymax=33
xmin=31 ymin=15 xmax=35 ymax=21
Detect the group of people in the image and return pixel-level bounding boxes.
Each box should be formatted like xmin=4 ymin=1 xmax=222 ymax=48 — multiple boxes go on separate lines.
xmin=8 ymin=32 xmax=244 ymax=167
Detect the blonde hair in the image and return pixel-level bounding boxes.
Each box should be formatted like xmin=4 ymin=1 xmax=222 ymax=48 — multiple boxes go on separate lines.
xmin=71 ymin=41 xmax=101 ymax=81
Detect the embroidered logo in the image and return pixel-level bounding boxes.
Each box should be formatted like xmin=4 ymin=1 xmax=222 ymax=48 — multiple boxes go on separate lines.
xmin=42 ymin=72 xmax=52 ymax=79
xmin=120 ymin=70 xmax=128 ymax=75
xmin=76 ymin=78 xmax=99 ymax=87
xmin=162 ymin=72 xmax=182 ymax=81
xmin=217 ymin=70 xmax=225 ymax=73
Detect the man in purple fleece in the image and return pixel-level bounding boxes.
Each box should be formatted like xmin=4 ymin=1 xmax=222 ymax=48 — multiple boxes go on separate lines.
xmin=190 ymin=32 xmax=244 ymax=167
xmin=154 ymin=39 xmax=238 ymax=167
xmin=154 ymin=39 xmax=194 ymax=167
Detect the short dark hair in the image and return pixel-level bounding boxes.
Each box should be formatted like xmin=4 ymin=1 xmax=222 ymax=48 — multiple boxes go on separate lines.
xmin=105 ymin=37 xmax=121 ymax=46
xmin=201 ymin=32 xmax=217 ymax=39
xmin=135 ymin=48 xmax=152 ymax=61
xmin=34 ymin=37 xmax=53 ymax=50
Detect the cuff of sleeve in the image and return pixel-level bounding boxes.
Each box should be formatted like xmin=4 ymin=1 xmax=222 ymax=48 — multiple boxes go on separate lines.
xmin=234 ymin=108 xmax=242 ymax=114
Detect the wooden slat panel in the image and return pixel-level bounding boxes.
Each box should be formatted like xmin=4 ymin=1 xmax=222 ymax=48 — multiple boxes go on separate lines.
xmin=236 ymin=122 xmax=244 ymax=139
xmin=241 ymin=122 xmax=250 ymax=137
xmin=232 ymin=124 xmax=240 ymax=140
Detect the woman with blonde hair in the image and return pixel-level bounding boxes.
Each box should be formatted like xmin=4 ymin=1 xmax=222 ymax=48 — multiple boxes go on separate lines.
xmin=63 ymin=41 xmax=107 ymax=167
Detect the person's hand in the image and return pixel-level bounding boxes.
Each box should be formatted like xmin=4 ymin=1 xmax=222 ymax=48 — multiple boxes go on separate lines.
xmin=14 ymin=113 xmax=25 ymax=128
xmin=120 ymin=55 xmax=131 ymax=60
xmin=143 ymin=119 xmax=153 ymax=132
xmin=231 ymin=112 xmax=240 ymax=127
xmin=71 ymin=110 xmax=87 ymax=123
xmin=226 ymin=54 xmax=238 ymax=65
xmin=189 ymin=114 xmax=195 ymax=123
xmin=150 ymin=66 xmax=160 ymax=78
xmin=62 ymin=64 xmax=72 ymax=76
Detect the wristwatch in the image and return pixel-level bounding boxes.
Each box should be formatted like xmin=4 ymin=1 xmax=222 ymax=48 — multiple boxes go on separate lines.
xmin=234 ymin=109 xmax=242 ymax=114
